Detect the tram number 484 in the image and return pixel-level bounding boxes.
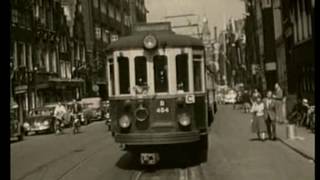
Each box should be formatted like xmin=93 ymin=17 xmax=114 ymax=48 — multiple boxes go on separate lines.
xmin=156 ymin=107 xmax=169 ymax=113
xmin=156 ymin=100 xmax=169 ymax=113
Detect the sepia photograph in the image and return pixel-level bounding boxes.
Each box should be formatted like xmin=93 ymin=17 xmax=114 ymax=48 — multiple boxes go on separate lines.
xmin=10 ymin=0 xmax=315 ymax=179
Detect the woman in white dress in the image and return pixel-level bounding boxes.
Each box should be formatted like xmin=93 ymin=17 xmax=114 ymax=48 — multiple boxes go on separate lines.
xmin=251 ymin=95 xmax=267 ymax=141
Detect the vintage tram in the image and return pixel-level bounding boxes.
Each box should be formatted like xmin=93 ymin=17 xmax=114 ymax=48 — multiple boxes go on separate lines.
xmin=106 ymin=22 xmax=214 ymax=165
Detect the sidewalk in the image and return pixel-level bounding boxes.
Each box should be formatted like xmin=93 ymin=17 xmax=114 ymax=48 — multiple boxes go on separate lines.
xmin=230 ymin=106 xmax=315 ymax=162
xmin=276 ymin=123 xmax=315 ymax=161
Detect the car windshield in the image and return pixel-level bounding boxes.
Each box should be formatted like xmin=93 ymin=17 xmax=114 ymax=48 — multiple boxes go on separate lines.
xmin=30 ymin=109 xmax=52 ymax=116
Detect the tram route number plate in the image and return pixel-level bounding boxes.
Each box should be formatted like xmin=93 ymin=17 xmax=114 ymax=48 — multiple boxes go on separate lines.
xmin=140 ymin=153 xmax=160 ymax=165
xmin=156 ymin=100 xmax=170 ymax=114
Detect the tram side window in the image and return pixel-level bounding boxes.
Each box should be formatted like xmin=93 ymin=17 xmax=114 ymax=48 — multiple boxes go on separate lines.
xmin=193 ymin=55 xmax=203 ymax=92
xmin=153 ymin=55 xmax=168 ymax=93
xmin=118 ymin=57 xmax=130 ymax=94
xmin=176 ymin=54 xmax=189 ymax=92
xmin=134 ymin=56 xmax=147 ymax=86
xmin=108 ymin=58 xmax=115 ymax=95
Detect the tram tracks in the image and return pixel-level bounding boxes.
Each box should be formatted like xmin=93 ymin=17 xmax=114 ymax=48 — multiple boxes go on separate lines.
xmin=15 ymin=134 xmax=110 ymax=180
xmin=130 ymin=165 xmax=207 ymax=180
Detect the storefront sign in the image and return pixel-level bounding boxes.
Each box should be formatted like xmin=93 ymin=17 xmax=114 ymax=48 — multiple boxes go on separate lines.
xmin=111 ymin=34 xmax=118 ymax=42
xmin=265 ymin=62 xmax=277 ymax=71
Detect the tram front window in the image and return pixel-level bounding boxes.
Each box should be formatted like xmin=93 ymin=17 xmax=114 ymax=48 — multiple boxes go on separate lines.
xmin=176 ymin=54 xmax=189 ymax=92
xmin=135 ymin=56 xmax=147 ymax=86
xmin=118 ymin=57 xmax=130 ymax=94
xmin=154 ymin=55 xmax=168 ymax=93
xmin=193 ymin=55 xmax=203 ymax=92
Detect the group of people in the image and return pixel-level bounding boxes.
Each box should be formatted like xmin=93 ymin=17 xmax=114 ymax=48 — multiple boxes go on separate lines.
xmin=53 ymin=99 xmax=82 ymax=134
xmin=287 ymin=97 xmax=315 ymax=131
xmin=234 ymin=83 xmax=285 ymax=141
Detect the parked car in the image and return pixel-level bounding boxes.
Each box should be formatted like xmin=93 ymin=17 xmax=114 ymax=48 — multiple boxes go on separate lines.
xmin=10 ymin=100 xmax=24 ymax=141
xmin=23 ymin=106 xmax=56 ymax=134
xmin=223 ymin=89 xmax=237 ymax=104
xmin=23 ymin=103 xmax=72 ymax=135
xmin=81 ymin=97 xmax=103 ymax=123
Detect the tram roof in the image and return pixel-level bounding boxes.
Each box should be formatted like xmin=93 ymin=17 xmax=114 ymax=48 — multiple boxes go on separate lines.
xmin=106 ymin=30 xmax=204 ymax=51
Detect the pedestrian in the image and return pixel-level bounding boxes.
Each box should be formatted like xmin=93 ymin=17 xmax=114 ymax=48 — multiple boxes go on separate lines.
xmin=251 ymin=88 xmax=261 ymax=104
xmin=273 ymin=83 xmax=284 ymax=124
xmin=263 ymin=91 xmax=277 ymax=140
xmin=250 ymin=94 xmax=267 ymax=141
xmin=54 ymin=101 xmax=66 ymax=133
xmin=242 ymin=90 xmax=251 ymax=113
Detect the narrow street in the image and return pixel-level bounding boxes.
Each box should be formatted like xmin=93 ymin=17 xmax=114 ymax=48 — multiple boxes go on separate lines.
xmin=11 ymin=105 xmax=314 ymax=180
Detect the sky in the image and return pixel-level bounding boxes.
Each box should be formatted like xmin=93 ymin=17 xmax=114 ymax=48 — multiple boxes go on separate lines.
xmin=145 ymin=0 xmax=246 ymax=36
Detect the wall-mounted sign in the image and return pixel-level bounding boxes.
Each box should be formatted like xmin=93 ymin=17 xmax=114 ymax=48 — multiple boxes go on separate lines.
xmin=111 ymin=34 xmax=118 ymax=42
xmin=92 ymin=84 xmax=99 ymax=92
xmin=265 ymin=62 xmax=277 ymax=71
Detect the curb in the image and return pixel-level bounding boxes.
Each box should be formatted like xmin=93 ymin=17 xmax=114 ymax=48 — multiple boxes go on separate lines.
xmin=277 ymin=137 xmax=314 ymax=162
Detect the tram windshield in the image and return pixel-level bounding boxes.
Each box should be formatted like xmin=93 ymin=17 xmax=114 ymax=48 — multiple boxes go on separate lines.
xmin=176 ymin=54 xmax=189 ymax=92
xmin=193 ymin=55 xmax=203 ymax=92
xmin=153 ymin=55 xmax=168 ymax=93
xmin=118 ymin=57 xmax=130 ymax=94
xmin=135 ymin=56 xmax=147 ymax=86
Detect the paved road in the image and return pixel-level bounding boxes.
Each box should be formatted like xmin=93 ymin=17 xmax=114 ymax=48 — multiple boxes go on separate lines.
xmin=11 ymin=105 xmax=314 ymax=180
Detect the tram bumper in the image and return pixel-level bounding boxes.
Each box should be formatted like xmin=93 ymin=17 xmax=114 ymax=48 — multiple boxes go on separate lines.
xmin=114 ymin=131 xmax=200 ymax=145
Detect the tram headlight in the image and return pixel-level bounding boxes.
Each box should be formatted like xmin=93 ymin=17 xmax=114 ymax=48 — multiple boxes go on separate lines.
xmin=135 ymin=106 xmax=149 ymax=122
xmin=178 ymin=113 xmax=191 ymax=127
xmin=143 ymin=34 xmax=157 ymax=49
xmin=118 ymin=115 xmax=131 ymax=129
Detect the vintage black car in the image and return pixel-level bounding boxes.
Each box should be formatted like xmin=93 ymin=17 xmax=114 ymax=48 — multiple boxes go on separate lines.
xmin=81 ymin=97 xmax=103 ymax=123
xmin=23 ymin=106 xmax=56 ymax=134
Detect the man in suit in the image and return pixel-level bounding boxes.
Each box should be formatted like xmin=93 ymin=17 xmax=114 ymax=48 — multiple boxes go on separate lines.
xmin=273 ymin=83 xmax=284 ymax=123
xmin=264 ymin=91 xmax=277 ymax=140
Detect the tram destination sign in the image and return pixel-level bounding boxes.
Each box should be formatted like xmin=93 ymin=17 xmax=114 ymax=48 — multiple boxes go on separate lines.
xmin=133 ymin=22 xmax=172 ymax=32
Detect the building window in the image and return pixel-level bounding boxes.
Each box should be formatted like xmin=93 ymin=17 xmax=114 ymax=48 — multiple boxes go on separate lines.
xmin=26 ymin=44 xmax=32 ymax=71
xmin=95 ymin=26 xmax=101 ymax=39
xmin=101 ymin=1 xmax=106 ymax=14
xmin=45 ymin=50 xmax=50 ymax=72
xmin=103 ymin=30 xmax=110 ymax=43
xmin=11 ymin=9 xmax=18 ymax=24
xmin=93 ymin=0 xmax=99 ymax=9
xmin=117 ymin=57 xmax=130 ymax=94
xmin=176 ymin=54 xmax=189 ymax=92
xmin=108 ymin=4 xmax=115 ymax=19
xmin=116 ymin=9 xmax=121 ymax=22
xmin=134 ymin=56 xmax=147 ymax=87
xmin=52 ymin=51 xmax=57 ymax=73
xmin=17 ymin=42 xmax=26 ymax=67
xmin=34 ymin=4 xmax=39 ymax=19
xmin=193 ymin=55 xmax=203 ymax=92
xmin=60 ymin=61 xmax=66 ymax=78
xmin=66 ymin=62 xmax=71 ymax=79
xmin=154 ymin=55 xmax=168 ymax=93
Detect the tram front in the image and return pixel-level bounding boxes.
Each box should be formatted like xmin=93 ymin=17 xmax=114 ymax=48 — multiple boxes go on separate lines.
xmin=106 ymin=22 xmax=210 ymax=165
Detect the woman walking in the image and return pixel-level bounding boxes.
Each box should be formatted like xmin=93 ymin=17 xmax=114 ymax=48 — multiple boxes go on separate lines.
xmin=251 ymin=95 xmax=267 ymax=141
